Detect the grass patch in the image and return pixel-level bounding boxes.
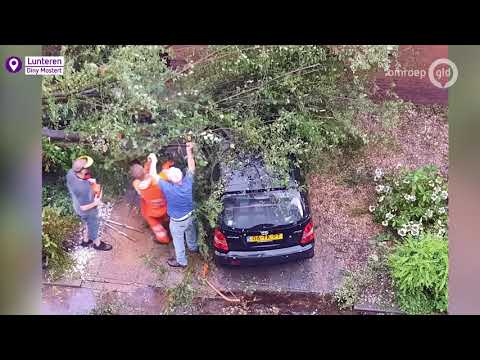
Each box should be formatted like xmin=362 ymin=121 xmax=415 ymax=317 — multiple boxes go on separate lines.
xmin=334 ymin=241 xmax=393 ymax=310
xmin=349 ymin=207 xmax=370 ymax=217
xmin=141 ymin=254 xmax=167 ymax=283
xmin=164 ymin=267 xmax=197 ymax=314
xmin=342 ymin=168 xmax=371 ymax=188
xmin=90 ymin=293 xmax=127 ymax=315
xmin=374 ymin=232 xmax=395 ymax=243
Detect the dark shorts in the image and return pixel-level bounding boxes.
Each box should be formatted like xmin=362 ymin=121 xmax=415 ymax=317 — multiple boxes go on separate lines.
xmin=80 ymin=212 xmax=99 ymax=241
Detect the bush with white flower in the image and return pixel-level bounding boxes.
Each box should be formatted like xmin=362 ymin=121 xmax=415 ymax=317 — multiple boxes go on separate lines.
xmin=371 ymin=165 xmax=448 ymax=239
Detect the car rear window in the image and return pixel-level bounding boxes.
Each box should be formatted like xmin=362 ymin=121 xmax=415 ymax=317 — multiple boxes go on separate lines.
xmin=222 ymin=189 xmax=305 ymax=229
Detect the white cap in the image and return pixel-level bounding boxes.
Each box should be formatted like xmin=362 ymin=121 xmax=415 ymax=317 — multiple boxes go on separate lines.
xmin=166 ymin=167 xmax=183 ymax=183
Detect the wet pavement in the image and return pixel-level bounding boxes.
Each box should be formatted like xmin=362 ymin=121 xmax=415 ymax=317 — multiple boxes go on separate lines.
xmin=210 ymin=237 xmax=339 ymax=296
xmin=42 ymin=200 xmax=214 ymax=314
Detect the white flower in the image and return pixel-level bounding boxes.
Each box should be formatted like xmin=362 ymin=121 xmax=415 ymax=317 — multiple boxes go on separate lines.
xmin=382 ymin=220 xmax=389 ymax=227
xmin=374 ymin=175 xmax=381 ymax=182
xmin=425 ymin=209 xmax=434 ymax=218
xmin=376 ymin=185 xmax=385 ymax=193
xmin=438 ymin=207 xmax=446 ymax=214
xmin=385 ymin=212 xmax=394 ymax=221
xmin=434 ymin=186 xmax=442 ymax=193
xmin=410 ymin=194 xmax=416 ymax=202
xmin=369 ymin=205 xmax=376 ymax=213
xmin=404 ymin=194 xmax=410 ymax=201
xmin=435 ymin=177 xmax=443 ymax=184
xmin=384 ymin=185 xmax=391 ymax=193
xmin=411 ymin=223 xmax=421 ymax=232
xmin=411 ymin=228 xmax=419 ymax=236
xmin=230 ymin=143 xmax=235 ymax=149
xmin=403 ymin=179 xmax=410 ymax=184
xmin=375 ymin=168 xmax=383 ymax=178
xmin=428 ymin=180 xmax=435 ymax=187
xmin=378 ymin=196 xmax=385 ymax=203
xmin=440 ymin=191 xmax=448 ymax=200
xmin=431 ymin=194 xmax=439 ymax=202
xmin=220 ymin=114 xmax=224 ymax=119
xmin=398 ymin=228 xmax=407 ymax=237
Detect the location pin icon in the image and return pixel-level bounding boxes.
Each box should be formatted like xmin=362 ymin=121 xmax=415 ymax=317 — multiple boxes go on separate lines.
xmin=5 ymin=56 xmax=22 ymax=73
xmin=9 ymin=58 xmax=18 ymax=71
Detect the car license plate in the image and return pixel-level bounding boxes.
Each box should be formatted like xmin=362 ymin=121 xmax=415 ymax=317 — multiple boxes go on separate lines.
xmin=247 ymin=233 xmax=283 ymax=243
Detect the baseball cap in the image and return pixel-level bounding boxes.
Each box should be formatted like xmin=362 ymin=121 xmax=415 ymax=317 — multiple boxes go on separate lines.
xmin=166 ymin=167 xmax=183 ymax=183
xmin=77 ymin=155 xmax=94 ymax=168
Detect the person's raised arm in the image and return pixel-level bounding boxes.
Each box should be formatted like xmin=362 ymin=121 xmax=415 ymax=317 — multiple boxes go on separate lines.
xmin=147 ymin=153 xmax=160 ymax=182
xmin=186 ymin=142 xmax=195 ymax=175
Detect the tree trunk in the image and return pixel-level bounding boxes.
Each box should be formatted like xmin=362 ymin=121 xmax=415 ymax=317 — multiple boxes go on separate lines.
xmin=42 ymin=127 xmax=80 ymax=142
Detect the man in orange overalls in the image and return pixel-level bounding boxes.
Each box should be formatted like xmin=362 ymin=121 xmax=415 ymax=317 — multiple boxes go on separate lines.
xmin=130 ymin=158 xmax=174 ymax=244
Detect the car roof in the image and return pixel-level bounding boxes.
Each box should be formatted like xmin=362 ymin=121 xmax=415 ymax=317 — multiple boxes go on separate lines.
xmin=221 ymin=157 xmax=299 ymax=193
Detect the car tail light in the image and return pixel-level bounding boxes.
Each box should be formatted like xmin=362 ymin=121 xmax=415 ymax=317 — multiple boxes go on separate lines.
xmin=214 ymin=228 xmax=229 ymax=252
xmin=300 ymin=221 xmax=315 ymax=245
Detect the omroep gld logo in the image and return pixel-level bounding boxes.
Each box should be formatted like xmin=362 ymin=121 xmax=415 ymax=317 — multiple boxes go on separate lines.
xmin=428 ymin=58 xmax=458 ymax=89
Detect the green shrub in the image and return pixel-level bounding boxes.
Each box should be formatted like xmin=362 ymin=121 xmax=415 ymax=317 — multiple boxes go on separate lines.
xmin=334 ymin=271 xmax=361 ymax=309
xmin=42 ymin=183 xmax=75 ymax=216
xmin=388 ymin=233 xmax=448 ymax=314
xmin=371 ymin=166 xmax=448 ymax=239
xmin=42 ymin=206 xmax=79 ymax=280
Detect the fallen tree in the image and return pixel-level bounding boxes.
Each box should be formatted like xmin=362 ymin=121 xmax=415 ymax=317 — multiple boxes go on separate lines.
xmin=42 ymin=45 xmax=407 ymax=260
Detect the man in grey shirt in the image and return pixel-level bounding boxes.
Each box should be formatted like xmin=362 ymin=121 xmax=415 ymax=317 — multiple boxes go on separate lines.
xmin=66 ymin=159 xmax=112 ymax=251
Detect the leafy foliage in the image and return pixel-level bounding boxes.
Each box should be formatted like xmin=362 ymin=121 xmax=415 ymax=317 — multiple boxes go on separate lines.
xmin=164 ymin=270 xmax=197 ymax=314
xmin=371 ymin=166 xmax=448 ymax=239
xmin=42 ymin=206 xmax=79 ymax=280
xmin=43 ymin=45 xmax=405 ymax=259
xmin=42 ymin=138 xmax=88 ymax=175
xmin=388 ymin=233 xmax=448 ymax=314
xmin=42 ymin=182 xmax=75 ymax=216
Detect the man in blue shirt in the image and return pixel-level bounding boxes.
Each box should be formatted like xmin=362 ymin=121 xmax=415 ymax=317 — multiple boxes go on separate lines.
xmin=148 ymin=142 xmax=197 ymax=267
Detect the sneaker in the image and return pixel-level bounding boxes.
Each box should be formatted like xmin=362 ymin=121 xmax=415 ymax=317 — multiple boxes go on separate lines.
xmin=93 ymin=241 xmax=113 ymax=251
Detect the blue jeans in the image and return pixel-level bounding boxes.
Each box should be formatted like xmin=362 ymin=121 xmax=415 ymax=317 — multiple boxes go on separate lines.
xmin=80 ymin=212 xmax=99 ymax=241
xmin=169 ymin=216 xmax=198 ymax=266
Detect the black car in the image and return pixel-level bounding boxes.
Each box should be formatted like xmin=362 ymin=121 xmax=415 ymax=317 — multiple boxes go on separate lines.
xmin=213 ymin=157 xmax=315 ymax=266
